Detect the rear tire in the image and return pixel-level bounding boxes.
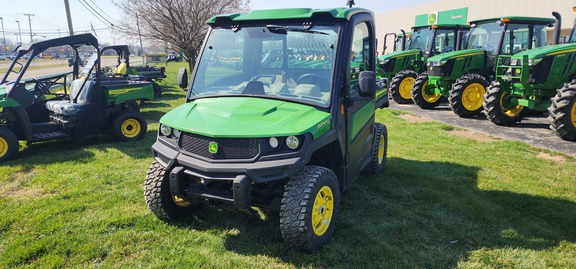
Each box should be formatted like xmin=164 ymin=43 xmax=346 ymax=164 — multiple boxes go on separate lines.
xmin=548 ymin=81 xmax=576 ymax=141
xmin=111 ymin=111 xmax=147 ymax=141
xmin=280 ymin=165 xmax=340 ymax=253
xmin=412 ymin=73 xmax=441 ymax=109
xmin=450 ymin=74 xmax=488 ymax=117
xmin=144 ymin=160 xmax=197 ymax=221
xmin=483 ymin=82 xmax=528 ymax=126
xmin=0 ymin=126 xmax=19 ymax=163
xmin=389 ymin=70 xmax=417 ymax=104
xmin=367 ymin=123 xmax=388 ymax=174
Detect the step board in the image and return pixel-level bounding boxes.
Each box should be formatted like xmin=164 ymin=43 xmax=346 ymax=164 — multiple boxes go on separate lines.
xmin=32 ymin=131 xmax=69 ymax=141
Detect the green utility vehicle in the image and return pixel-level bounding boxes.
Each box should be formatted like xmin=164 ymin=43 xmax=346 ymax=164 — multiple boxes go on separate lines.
xmin=100 ymin=45 xmax=166 ymax=97
xmin=484 ymin=9 xmax=576 ymax=140
xmin=413 ymin=13 xmax=561 ymax=117
xmin=379 ymin=8 xmax=469 ymax=104
xmin=144 ymin=7 xmax=388 ymax=252
xmin=0 ymin=34 xmax=152 ymax=162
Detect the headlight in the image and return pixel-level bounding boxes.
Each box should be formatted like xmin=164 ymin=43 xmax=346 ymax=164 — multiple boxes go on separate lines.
xmin=269 ymin=137 xmax=279 ymax=149
xmin=380 ymin=58 xmax=390 ymax=65
xmin=172 ymin=129 xmax=181 ymax=139
xmin=428 ymin=60 xmax=446 ymax=67
xmin=510 ymin=58 xmax=521 ymax=66
xmin=286 ymin=136 xmax=300 ymax=150
xmin=528 ymin=58 xmax=543 ymax=66
xmin=160 ymin=124 xmax=172 ymax=136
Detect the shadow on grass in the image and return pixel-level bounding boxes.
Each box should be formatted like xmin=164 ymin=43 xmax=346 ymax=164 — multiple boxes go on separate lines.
xmin=164 ymin=157 xmax=575 ymax=268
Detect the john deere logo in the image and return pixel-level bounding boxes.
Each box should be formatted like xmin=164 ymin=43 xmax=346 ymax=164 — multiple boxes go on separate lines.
xmin=208 ymin=142 xmax=219 ymax=154
xmin=428 ymin=12 xmax=438 ymax=25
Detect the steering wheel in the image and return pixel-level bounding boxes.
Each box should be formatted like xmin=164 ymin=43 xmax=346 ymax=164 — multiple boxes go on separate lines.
xmin=297 ymin=74 xmax=330 ymax=90
xmin=30 ymin=79 xmax=52 ymax=95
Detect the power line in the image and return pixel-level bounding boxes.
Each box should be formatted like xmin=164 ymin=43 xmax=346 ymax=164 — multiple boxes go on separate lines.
xmin=78 ymin=0 xmax=115 ymax=27
xmin=88 ymin=0 xmax=119 ymax=24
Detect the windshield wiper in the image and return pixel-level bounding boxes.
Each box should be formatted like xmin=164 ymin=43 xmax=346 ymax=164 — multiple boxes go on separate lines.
xmin=266 ymin=25 xmax=328 ymax=35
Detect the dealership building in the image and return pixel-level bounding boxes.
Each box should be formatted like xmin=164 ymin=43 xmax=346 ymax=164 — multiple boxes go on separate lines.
xmin=375 ymin=0 xmax=576 ymax=52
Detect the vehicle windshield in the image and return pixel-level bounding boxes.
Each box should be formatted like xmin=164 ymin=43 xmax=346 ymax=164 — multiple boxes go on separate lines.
xmin=463 ymin=21 xmax=549 ymax=56
xmin=431 ymin=29 xmax=459 ymax=54
xmin=408 ymin=27 xmax=433 ymax=53
xmin=394 ymin=36 xmax=404 ymax=52
xmin=189 ymin=24 xmax=339 ymax=107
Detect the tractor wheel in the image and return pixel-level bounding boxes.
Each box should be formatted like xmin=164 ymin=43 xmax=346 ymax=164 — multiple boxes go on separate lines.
xmin=450 ymin=74 xmax=489 ymax=117
xmin=0 ymin=126 xmax=19 ymax=163
xmin=367 ymin=123 xmax=388 ymax=174
xmin=548 ymin=81 xmax=576 ymax=141
xmin=111 ymin=111 xmax=147 ymax=141
xmin=144 ymin=160 xmax=198 ymax=221
xmin=152 ymin=82 xmax=162 ymax=98
xmin=280 ymin=165 xmax=340 ymax=253
xmin=412 ymin=73 xmax=442 ymax=109
xmin=483 ymin=82 xmax=528 ymax=126
xmin=389 ymin=70 xmax=417 ymax=104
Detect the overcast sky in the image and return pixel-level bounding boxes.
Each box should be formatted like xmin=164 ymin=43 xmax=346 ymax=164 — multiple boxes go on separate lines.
xmin=0 ymin=0 xmax=437 ymax=46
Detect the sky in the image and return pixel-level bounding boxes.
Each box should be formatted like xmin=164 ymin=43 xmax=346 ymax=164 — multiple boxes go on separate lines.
xmin=0 ymin=0 xmax=438 ymax=47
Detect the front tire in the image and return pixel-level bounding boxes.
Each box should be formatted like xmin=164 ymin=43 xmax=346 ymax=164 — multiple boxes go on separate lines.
xmin=412 ymin=73 xmax=442 ymax=109
xmin=0 ymin=126 xmax=19 ymax=163
xmin=548 ymin=81 xmax=576 ymax=141
xmin=144 ymin=160 xmax=197 ymax=221
xmin=111 ymin=111 xmax=147 ymax=141
xmin=367 ymin=123 xmax=388 ymax=174
xmin=280 ymin=165 xmax=340 ymax=253
xmin=450 ymin=74 xmax=488 ymax=117
xmin=389 ymin=70 xmax=417 ymax=104
xmin=483 ymin=82 xmax=528 ymax=126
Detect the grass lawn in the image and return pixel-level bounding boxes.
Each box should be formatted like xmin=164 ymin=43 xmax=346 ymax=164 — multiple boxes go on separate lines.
xmin=1 ymin=62 xmax=575 ymax=268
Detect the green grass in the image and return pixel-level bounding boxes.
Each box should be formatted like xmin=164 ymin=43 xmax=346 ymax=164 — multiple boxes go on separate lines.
xmin=1 ymin=62 xmax=575 ymax=268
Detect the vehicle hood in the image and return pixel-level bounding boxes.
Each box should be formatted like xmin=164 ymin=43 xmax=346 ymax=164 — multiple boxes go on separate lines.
xmin=426 ymin=48 xmax=485 ymax=62
xmin=378 ymin=49 xmax=421 ymax=61
xmin=160 ymin=97 xmax=332 ymax=138
xmin=510 ymin=43 xmax=576 ymax=59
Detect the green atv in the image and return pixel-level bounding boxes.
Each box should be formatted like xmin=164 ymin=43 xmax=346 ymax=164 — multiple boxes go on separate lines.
xmin=378 ymin=8 xmax=469 ymax=104
xmin=100 ymin=45 xmax=166 ymax=98
xmin=0 ymin=33 xmax=153 ymax=162
xmin=484 ymin=8 xmax=576 ymax=140
xmin=414 ymin=13 xmax=561 ymax=117
xmin=144 ymin=7 xmax=388 ymax=252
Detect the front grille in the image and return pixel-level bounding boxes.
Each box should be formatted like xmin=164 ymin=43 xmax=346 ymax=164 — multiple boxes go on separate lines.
xmin=428 ymin=66 xmax=443 ymax=76
xmin=180 ymin=132 xmax=259 ymax=160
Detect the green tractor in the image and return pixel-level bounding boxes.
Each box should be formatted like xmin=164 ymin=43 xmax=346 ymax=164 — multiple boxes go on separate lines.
xmin=379 ymin=8 xmax=469 ymax=104
xmin=380 ymin=30 xmax=410 ymax=56
xmin=414 ymin=13 xmax=561 ymax=117
xmin=144 ymin=6 xmax=388 ymax=252
xmin=0 ymin=34 xmax=152 ymax=162
xmin=484 ymin=8 xmax=576 ymax=140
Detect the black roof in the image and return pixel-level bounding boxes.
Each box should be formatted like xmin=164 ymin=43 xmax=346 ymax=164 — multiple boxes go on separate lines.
xmin=20 ymin=33 xmax=98 ymax=52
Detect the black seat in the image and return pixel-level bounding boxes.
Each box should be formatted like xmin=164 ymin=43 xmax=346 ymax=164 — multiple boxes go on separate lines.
xmin=46 ymin=79 xmax=95 ymax=116
xmin=242 ymin=81 xmax=265 ymax=95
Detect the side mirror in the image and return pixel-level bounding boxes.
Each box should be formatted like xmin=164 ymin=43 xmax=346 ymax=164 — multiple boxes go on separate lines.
xmin=358 ymin=71 xmax=376 ymax=97
xmin=177 ymin=67 xmax=188 ymax=90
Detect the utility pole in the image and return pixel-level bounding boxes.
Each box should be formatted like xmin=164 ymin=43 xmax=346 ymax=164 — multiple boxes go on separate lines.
xmin=24 ymin=13 xmax=34 ymax=43
xmin=0 ymin=17 xmax=5 ymax=52
xmin=136 ymin=15 xmax=144 ymax=58
xmin=15 ymin=20 xmax=21 ymax=45
xmin=64 ymin=0 xmax=74 ymax=35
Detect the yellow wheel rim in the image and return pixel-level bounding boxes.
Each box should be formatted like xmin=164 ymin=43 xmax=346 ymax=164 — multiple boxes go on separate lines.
xmin=0 ymin=137 xmax=8 ymax=158
xmin=173 ymin=195 xmax=191 ymax=207
xmin=312 ymin=186 xmax=334 ymax=236
xmin=571 ymin=101 xmax=576 ymax=128
xmin=377 ymin=134 xmax=385 ymax=165
xmin=135 ymin=100 xmax=142 ymax=105
xmin=121 ymin=119 xmax=141 ymax=138
xmin=399 ymin=77 xmax=414 ymax=100
xmin=462 ymin=83 xmax=486 ymax=111
xmin=499 ymin=92 xmax=523 ymax=117
xmin=421 ymin=80 xmax=441 ymax=103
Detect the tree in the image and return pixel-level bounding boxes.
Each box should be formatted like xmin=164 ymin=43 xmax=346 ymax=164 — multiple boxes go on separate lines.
xmin=115 ymin=0 xmax=250 ymax=70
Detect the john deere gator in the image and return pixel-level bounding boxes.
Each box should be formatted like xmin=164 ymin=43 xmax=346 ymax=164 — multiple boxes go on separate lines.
xmin=378 ymin=8 xmax=469 ymax=104
xmin=484 ymin=8 xmax=576 ymax=141
xmin=413 ymin=13 xmax=561 ymax=117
